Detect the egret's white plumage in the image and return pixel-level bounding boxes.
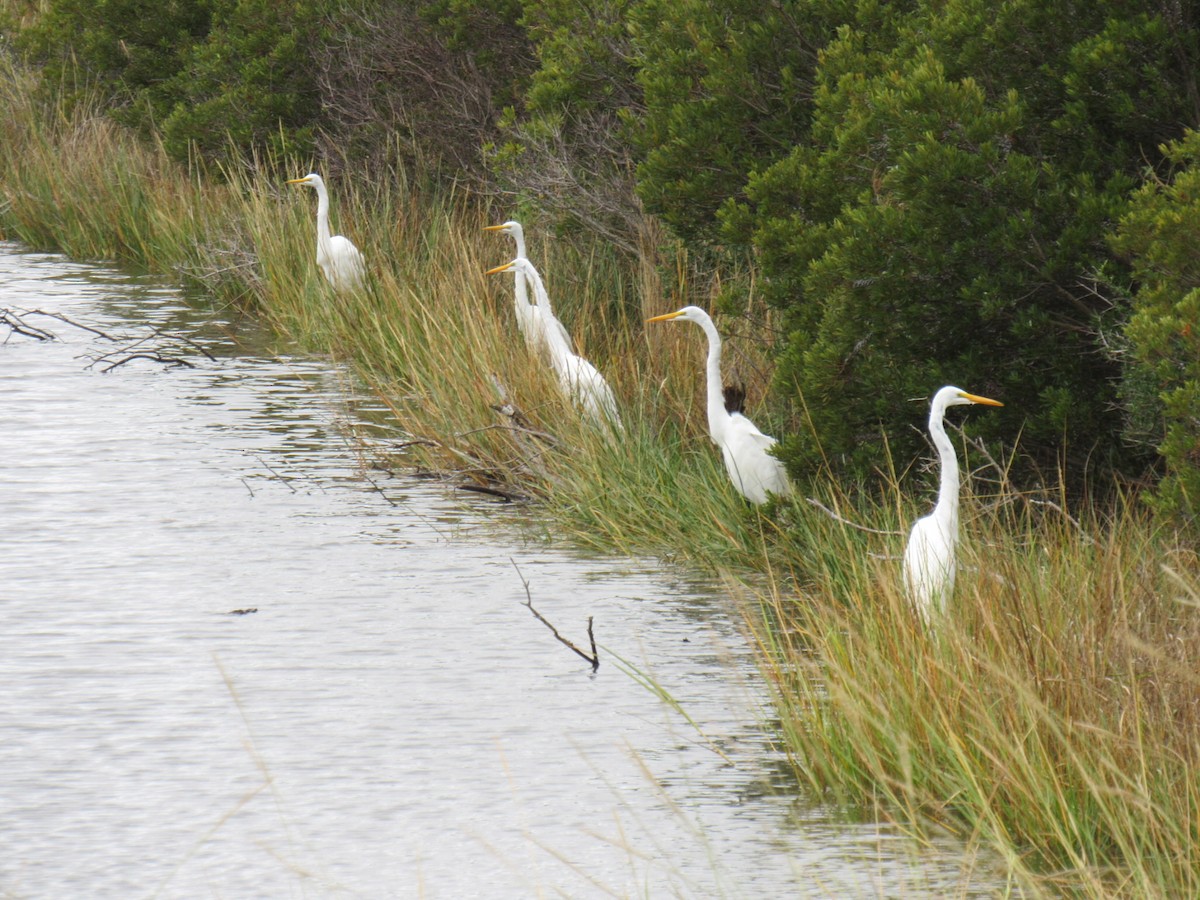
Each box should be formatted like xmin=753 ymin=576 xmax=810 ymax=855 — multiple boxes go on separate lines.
xmin=483 ymin=220 xmax=573 ymax=354
xmin=286 ymin=173 xmax=366 ymax=292
xmin=647 ymin=306 xmax=791 ymax=504
xmin=486 ymin=257 xmax=621 ymax=430
xmin=903 ymin=385 xmax=1004 ymax=620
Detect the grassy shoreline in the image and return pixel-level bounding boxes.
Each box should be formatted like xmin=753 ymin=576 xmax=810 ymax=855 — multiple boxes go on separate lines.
xmin=3 ymin=57 xmax=1199 ymax=897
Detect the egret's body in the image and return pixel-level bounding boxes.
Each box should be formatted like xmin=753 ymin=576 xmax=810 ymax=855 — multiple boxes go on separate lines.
xmin=483 ymin=221 xmax=572 ymax=354
xmin=487 ymin=258 xmax=621 ymax=430
xmin=903 ymin=385 xmax=1004 ymax=620
xmin=647 ymin=306 xmax=790 ymax=504
xmin=286 ymin=173 xmax=366 ymax=291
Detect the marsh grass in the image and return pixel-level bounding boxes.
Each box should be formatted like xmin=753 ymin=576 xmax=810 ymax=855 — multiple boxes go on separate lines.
xmin=752 ymin=467 xmax=1200 ymax=897
xmin=4 ymin=54 xmax=1200 ymax=897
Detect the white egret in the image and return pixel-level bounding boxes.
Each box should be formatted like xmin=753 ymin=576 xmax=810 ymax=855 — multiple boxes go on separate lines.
xmin=483 ymin=220 xmax=572 ymax=353
xmin=903 ymin=385 xmax=1004 ymax=620
xmin=486 ymin=257 xmax=622 ymax=430
xmin=285 ymin=173 xmax=366 ymax=291
xmin=646 ymin=306 xmax=791 ymax=504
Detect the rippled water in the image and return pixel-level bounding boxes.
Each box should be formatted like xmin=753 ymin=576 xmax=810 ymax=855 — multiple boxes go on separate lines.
xmin=0 ymin=243 xmax=1006 ymax=898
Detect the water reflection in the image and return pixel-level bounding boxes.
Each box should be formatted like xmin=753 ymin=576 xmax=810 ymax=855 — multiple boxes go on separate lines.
xmin=0 ymin=243 xmax=1009 ymax=898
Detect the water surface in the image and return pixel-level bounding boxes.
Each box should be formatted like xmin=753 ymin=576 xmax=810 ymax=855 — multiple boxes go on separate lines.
xmin=0 ymin=244 xmax=1004 ymax=898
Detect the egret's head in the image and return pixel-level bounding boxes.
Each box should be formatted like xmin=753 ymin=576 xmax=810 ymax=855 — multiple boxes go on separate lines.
xmin=484 ymin=220 xmax=523 ymax=239
xmin=936 ymin=385 xmax=1004 ymax=410
xmin=646 ymin=305 xmax=707 ymax=325
xmin=285 ymin=173 xmax=321 ymax=189
xmin=485 ymin=257 xmax=530 ymax=277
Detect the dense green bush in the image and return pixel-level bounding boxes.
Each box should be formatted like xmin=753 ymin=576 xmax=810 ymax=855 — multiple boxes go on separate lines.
xmin=1112 ymin=130 xmax=1200 ymax=523
xmin=739 ymin=47 xmax=1133 ymax=482
xmin=684 ymin=0 xmax=1194 ymax=488
xmin=630 ymin=0 xmax=852 ymax=246
xmin=21 ymin=0 xmax=213 ymax=131
xmin=23 ymin=0 xmax=333 ymax=164
xmin=159 ymin=0 xmax=331 ymax=164
xmin=8 ymin=0 xmax=1200 ymax=507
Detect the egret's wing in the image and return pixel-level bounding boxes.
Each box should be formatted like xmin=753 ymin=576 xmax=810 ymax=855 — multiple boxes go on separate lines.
xmin=721 ymin=414 xmax=789 ymax=500
xmin=729 ymin=413 xmax=778 ymax=450
xmin=329 ymin=235 xmax=366 ymax=288
xmin=539 ymin=311 xmax=574 ymax=353
xmin=562 ymin=354 xmax=622 ymax=428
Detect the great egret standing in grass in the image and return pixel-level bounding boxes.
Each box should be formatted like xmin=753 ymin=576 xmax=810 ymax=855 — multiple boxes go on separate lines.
xmin=903 ymin=385 xmax=1004 ymax=620
xmin=486 ymin=257 xmax=621 ymax=430
xmin=285 ymin=173 xmax=366 ymax=292
xmin=646 ymin=306 xmax=791 ymax=504
xmin=483 ymin=220 xmax=572 ymax=353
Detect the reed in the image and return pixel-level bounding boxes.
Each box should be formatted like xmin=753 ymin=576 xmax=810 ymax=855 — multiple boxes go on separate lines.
xmin=751 ymin=469 xmax=1200 ymax=897
xmin=3 ymin=54 xmax=1199 ymax=897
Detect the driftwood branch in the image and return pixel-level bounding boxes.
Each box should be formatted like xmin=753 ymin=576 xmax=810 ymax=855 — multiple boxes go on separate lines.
xmin=0 ymin=308 xmax=57 ymax=341
xmin=84 ymin=326 xmax=215 ymax=372
xmin=1027 ymin=498 xmax=1097 ymax=545
xmin=512 ymin=560 xmax=598 ymax=672
xmin=458 ymin=483 xmax=520 ymax=502
xmin=4 ymin=306 xmax=216 ymax=377
xmin=93 ymin=351 xmax=196 ymax=372
xmin=21 ymin=308 xmax=118 ymax=340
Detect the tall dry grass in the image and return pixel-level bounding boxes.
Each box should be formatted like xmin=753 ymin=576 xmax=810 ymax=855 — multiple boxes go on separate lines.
xmin=750 ymin=465 xmax=1200 ymax=897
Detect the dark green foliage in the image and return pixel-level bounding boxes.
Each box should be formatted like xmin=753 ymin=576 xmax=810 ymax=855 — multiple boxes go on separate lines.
xmin=712 ymin=0 xmax=1196 ymax=488
xmin=484 ymin=0 xmax=645 ymax=248
xmin=1112 ymin=130 xmax=1200 ymax=522
xmin=630 ymin=0 xmax=857 ymax=245
xmin=745 ymin=49 xmax=1134 ymax=481
xmin=23 ymin=0 xmax=337 ymax=164
xmin=160 ymin=0 xmax=328 ymax=163
xmin=21 ymin=0 xmax=214 ymax=130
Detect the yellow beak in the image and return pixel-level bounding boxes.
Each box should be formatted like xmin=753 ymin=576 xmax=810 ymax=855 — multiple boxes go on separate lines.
xmin=484 ymin=262 xmax=514 ymax=275
xmin=646 ymin=310 xmax=685 ymax=323
xmin=483 ymin=224 xmax=507 ymax=232
xmin=960 ymin=391 xmax=1004 ymax=407
xmin=285 ymin=177 xmax=308 ymax=185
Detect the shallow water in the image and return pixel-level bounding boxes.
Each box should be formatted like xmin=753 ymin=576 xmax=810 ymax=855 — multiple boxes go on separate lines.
xmin=0 ymin=243 xmax=1007 ymax=898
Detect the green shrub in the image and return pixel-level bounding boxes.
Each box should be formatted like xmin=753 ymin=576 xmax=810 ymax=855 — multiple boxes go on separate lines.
xmin=1111 ymin=130 xmax=1200 ymax=524
xmin=21 ymin=0 xmax=214 ymax=131
xmin=159 ymin=0 xmax=329 ymax=164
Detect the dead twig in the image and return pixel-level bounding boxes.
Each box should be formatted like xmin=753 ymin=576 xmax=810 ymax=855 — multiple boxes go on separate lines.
xmin=806 ymin=497 xmax=903 ymax=536
xmin=458 ymin=483 xmax=521 ymax=502
xmin=512 ymin=560 xmax=598 ymax=672
xmin=0 ymin=308 xmax=57 ymax=341
xmin=93 ymin=351 xmax=196 ymax=372
xmin=466 ymin=421 xmax=560 ymax=446
xmin=20 ymin=308 xmax=117 ymax=340
xmin=83 ymin=326 xmax=214 ymax=372
xmin=1028 ymin=498 xmax=1097 ymax=545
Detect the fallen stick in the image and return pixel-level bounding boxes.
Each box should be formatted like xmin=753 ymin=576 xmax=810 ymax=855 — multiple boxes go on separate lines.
xmin=511 ymin=560 xmax=598 ymax=672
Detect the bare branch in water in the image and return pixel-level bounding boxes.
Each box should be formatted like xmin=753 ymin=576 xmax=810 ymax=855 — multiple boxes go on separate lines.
xmin=512 ymin=560 xmax=599 ymax=672
xmin=0 ymin=308 xmax=58 ymax=341
xmin=458 ymin=483 xmax=520 ymax=502
xmin=93 ymin=351 xmax=196 ymax=372
xmin=20 ymin=308 xmax=117 ymax=340
xmin=5 ymin=308 xmax=216 ymax=376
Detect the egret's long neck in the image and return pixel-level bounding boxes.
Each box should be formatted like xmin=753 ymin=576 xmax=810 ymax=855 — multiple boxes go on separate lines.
xmin=697 ymin=314 xmax=726 ymax=439
xmin=524 ymin=264 xmax=569 ymax=362
xmin=512 ymin=234 xmax=528 ymax=308
xmin=314 ymin=182 xmax=332 ymax=254
xmin=531 ymin=263 xmax=555 ymax=320
xmin=930 ymin=408 xmax=960 ymax=531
